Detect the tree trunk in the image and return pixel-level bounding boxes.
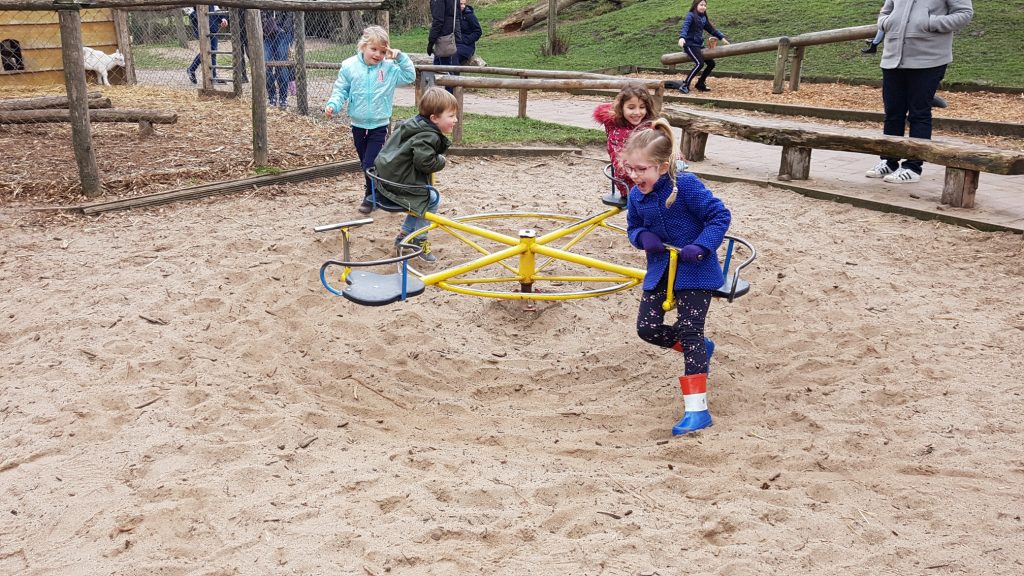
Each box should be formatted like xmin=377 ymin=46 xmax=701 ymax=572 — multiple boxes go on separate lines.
xmin=496 ymin=0 xmax=587 ymax=33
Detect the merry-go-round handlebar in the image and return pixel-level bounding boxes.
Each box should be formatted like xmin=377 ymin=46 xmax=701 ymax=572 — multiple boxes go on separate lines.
xmin=314 ymin=217 xmax=424 ymax=297
xmin=663 ymin=234 xmax=757 ymax=309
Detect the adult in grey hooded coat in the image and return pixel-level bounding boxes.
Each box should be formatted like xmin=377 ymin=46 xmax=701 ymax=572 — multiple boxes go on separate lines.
xmin=865 ymin=0 xmax=973 ymax=184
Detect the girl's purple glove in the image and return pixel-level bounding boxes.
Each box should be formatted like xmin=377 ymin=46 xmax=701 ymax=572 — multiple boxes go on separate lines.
xmin=638 ymin=231 xmax=665 ymax=253
xmin=680 ymin=244 xmax=709 ymax=263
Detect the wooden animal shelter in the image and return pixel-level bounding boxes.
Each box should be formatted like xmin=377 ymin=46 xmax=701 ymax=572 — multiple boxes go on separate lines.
xmin=1 ymin=8 xmax=132 ymax=87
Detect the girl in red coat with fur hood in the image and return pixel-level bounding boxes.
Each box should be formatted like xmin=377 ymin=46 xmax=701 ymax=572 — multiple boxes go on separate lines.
xmin=593 ymin=84 xmax=656 ymax=199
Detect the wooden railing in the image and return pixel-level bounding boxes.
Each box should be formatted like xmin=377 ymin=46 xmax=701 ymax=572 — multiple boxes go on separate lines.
xmin=662 ymin=24 xmax=877 ymax=93
xmin=413 ymin=65 xmax=664 ymax=144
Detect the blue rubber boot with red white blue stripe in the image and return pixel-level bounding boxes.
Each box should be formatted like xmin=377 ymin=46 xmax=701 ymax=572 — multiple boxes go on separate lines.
xmin=672 ymin=373 xmax=712 ymax=435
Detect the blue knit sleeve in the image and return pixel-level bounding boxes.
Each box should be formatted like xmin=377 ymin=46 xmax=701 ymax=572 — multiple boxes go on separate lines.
xmin=676 ymin=173 xmax=730 ymax=251
xmin=626 ymin=190 xmax=647 ymax=248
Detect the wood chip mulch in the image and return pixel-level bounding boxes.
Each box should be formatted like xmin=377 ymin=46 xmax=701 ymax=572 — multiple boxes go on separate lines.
xmin=0 ymin=85 xmax=354 ymax=210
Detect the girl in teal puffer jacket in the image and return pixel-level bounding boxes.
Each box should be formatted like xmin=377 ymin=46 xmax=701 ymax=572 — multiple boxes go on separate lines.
xmin=325 ymin=26 xmax=416 ymax=213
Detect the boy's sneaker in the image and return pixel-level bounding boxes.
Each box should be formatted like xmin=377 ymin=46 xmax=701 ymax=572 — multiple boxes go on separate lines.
xmin=395 ymin=234 xmax=437 ymax=263
xmin=413 ymin=238 xmax=436 ymax=263
xmin=865 ymin=160 xmax=896 ymax=178
xmin=883 ymin=167 xmax=921 ymax=184
xmin=678 ymin=86 xmax=690 ymax=95
xmin=357 ymin=199 xmax=374 ymax=214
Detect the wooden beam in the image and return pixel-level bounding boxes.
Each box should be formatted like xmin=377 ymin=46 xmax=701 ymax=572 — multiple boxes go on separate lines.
xmin=789 ymin=45 xmax=805 ymax=92
xmin=941 ymin=167 xmax=980 ymax=208
xmin=294 ymin=11 xmax=308 ymax=115
xmin=496 ymin=0 xmax=586 ymax=33
xmin=113 ymin=9 xmax=137 ymax=84
xmin=230 ymin=7 xmax=245 ymax=97
xmin=245 ymin=8 xmax=267 ymax=166
xmin=58 ymin=7 xmax=102 ymax=197
xmin=662 ymin=107 xmax=1024 ymax=176
xmin=0 ymin=109 xmax=177 ymax=123
xmin=413 ymin=65 xmax=624 ymax=80
xmin=779 ymin=145 xmax=811 ymax=180
xmin=546 ymin=0 xmax=557 ymax=54
xmin=773 ymin=37 xmax=790 ymax=95
xmin=0 ymin=93 xmax=108 ymax=110
xmin=453 ymin=86 xmax=464 ymax=145
xmin=680 ymin=130 xmax=708 ymax=162
xmin=80 ymin=159 xmax=363 ymax=214
xmin=8 ymin=0 xmax=383 ymax=11
xmin=662 ymin=24 xmax=875 ymax=65
xmin=198 ymin=4 xmax=214 ymax=91
xmin=433 ymin=76 xmax=662 ymax=91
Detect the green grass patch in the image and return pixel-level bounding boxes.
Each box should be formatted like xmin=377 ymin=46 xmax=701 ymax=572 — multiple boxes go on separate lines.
xmin=392 ymin=105 xmax=604 ymax=147
xmin=388 ymin=0 xmax=1023 ymax=87
xmin=254 ymin=165 xmax=283 ymax=175
xmin=133 ymin=46 xmax=191 ymax=70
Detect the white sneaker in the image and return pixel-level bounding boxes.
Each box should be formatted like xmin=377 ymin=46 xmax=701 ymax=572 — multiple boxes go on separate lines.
xmin=865 ymin=160 xmax=896 ymax=178
xmin=883 ymin=167 xmax=921 ymax=184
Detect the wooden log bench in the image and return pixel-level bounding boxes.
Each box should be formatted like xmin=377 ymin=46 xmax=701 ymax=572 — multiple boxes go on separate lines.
xmin=0 ymin=109 xmax=178 ymax=136
xmin=663 ymin=106 xmax=1024 ymax=208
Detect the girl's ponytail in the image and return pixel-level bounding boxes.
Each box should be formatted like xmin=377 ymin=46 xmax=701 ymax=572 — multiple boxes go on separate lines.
xmin=651 ymin=119 xmax=681 ymax=208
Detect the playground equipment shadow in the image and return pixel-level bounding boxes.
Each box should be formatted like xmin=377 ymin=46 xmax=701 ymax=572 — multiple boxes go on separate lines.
xmin=395 ymin=86 xmax=1024 ymax=233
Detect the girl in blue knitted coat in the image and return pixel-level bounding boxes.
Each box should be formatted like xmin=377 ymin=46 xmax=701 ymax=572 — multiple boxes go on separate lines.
xmin=624 ymin=119 xmax=731 ymax=435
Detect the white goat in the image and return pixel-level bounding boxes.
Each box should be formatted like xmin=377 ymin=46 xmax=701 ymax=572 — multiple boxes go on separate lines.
xmin=82 ymin=46 xmax=125 ymax=85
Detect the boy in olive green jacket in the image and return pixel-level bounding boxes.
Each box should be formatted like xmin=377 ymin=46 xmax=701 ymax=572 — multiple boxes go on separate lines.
xmin=373 ymin=87 xmax=459 ymax=263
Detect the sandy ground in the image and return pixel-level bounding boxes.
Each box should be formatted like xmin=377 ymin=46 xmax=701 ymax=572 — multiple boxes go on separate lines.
xmin=2 ymin=151 xmax=1023 ymax=575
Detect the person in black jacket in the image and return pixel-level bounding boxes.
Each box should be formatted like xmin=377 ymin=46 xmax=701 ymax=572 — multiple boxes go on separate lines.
xmin=456 ymin=0 xmax=482 ymax=65
xmin=427 ymin=0 xmax=459 ymax=67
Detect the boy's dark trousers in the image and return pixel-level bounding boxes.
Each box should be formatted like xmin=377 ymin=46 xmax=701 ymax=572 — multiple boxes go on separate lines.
xmin=353 ymin=126 xmax=389 ymax=200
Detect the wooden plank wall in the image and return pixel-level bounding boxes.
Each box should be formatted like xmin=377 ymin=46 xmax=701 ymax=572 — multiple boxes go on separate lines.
xmin=1 ymin=8 xmax=120 ymax=87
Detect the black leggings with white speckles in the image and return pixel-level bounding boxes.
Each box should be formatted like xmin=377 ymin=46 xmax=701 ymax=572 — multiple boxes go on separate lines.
xmin=636 ymin=276 xmax=712 ymax=375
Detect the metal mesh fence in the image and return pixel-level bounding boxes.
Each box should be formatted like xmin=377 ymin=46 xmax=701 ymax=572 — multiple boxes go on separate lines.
xmin=0 ymin=5 xmax=430 ymax=203
xmin=125 ymin=8 xmax=393 ymax=109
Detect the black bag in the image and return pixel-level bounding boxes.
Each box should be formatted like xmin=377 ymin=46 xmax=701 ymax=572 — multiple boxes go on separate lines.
xmin=432 ymin=1 xmax=458 ymax=57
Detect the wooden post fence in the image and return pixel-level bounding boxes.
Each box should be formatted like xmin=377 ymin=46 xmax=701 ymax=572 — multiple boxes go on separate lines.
xmin=57 ymin=4 xmax=101 ymax=196
xmin=245 ymin=8 xmax=267 ymax=165
xmin=546 ymin=0 xmax=557 ymax=54
xmin=789 ymin=45 xmax=806 ymax=92
xmin=431 ymin=75 xmax=663 ymax=133
xmin=518 ymin=71 xmax=528 ymax=118
xmin=295 ymin=11 xmax=308 ymax=115
xmin=661 ymin=24 xmax=876 ymax=92
xmin=230 ymin=7 xmax=245 ymax=97
xmin=452 ymin=86 xmax=464 ymax=144
xmin=773 ymin=37 xmax=790 ymax=95
xmin=113 ymin=8 xmax=137 ymax=84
